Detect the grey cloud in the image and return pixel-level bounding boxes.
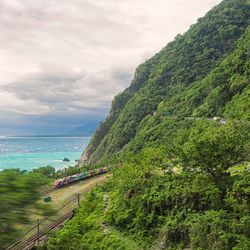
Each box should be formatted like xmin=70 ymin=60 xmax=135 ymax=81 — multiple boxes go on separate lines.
xmin=3 ymin=65 xmax=134 ymax=115
xmin=0 ymin=0 xmax=222 ymax=135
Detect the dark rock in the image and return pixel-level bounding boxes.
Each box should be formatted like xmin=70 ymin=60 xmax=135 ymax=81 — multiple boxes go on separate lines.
xmin=63 ymin=158 xmax=70 ymax=162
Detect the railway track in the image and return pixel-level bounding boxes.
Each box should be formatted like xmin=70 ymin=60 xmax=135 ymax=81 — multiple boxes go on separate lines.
xmin=7 ymin=211 xmax=73 ymax=250
xmin=6 ymin=194 xmax=81 ymax=250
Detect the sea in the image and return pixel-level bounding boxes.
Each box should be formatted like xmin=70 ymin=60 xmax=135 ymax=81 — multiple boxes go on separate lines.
xmin=0 ymin=136 xmax=90 ymax=171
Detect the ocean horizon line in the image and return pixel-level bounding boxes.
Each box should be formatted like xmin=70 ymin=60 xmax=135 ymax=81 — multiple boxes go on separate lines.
xmin=0 ymin=135 xmax=92 ymax=138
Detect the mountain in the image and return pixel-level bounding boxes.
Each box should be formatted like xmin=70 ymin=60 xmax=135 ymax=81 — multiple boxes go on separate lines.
xmin=68 ymin=124 xmax=99 ymax=136
xmin=79 ymin=0 xmax=250 ymax=165
xmin=49 ymin=1 xmax=250 ymax=249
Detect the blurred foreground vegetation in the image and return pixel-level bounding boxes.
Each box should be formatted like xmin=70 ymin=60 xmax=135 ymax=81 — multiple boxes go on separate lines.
xmin=0 ymin=169 xmax=51 ymax=248
xmin=0 ymin=161 xmax=104 ymax=248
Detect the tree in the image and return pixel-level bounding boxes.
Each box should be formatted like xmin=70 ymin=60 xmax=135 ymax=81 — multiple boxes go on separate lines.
xmin=32 ymin=166 xmax=56 ymax=178
xmin=172 ymin=120 xmax=249 ymax=178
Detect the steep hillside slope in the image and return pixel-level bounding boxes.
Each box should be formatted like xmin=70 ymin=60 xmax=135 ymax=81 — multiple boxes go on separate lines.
xmin=123 ymin=25 xmax=250 ymax=155
xmin=79 ymin=0 xmax=250 ymax=164
xmin=49 ymin=1 xmax=250 ymax=249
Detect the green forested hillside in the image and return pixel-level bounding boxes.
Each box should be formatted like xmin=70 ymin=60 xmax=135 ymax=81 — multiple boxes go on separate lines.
xmin=49 ymin=0 xmax=250 ymax=249
xmin=79 ymin=0 xmax=250 ymax=164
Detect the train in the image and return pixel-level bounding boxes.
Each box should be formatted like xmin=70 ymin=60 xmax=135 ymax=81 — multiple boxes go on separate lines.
xmin=54 ymin=166 xmax=108 ymax=188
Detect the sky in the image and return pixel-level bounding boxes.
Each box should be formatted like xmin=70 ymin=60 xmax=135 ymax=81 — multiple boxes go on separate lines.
xmin=0 ymin=0 xmax=221 ymax=135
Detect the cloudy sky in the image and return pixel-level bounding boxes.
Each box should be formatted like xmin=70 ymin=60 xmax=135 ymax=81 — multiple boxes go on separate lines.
xmin=0 ymin=0 xmax=221 ymax=135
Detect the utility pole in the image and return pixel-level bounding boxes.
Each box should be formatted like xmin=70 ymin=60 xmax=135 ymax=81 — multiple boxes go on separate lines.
xmin=77 ymin=193 xmax=80 ymax=208
xmin=37 ymin=218 xmax=40 ymax=243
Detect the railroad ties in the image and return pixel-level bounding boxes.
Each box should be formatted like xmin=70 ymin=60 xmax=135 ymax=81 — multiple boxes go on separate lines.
xmin=7 ymin=211 xmax=73 ymax=250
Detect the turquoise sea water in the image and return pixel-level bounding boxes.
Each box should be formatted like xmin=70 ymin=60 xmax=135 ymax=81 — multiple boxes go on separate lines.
xmin=0 ymin=137 xmax=90 ymax=171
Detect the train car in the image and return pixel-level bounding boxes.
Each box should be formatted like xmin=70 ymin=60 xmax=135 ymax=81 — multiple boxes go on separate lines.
xmin=53 ymin=167 xmax=109 ymax=188
xmin=94 ymin=168 xmax=101 ymax=175
xmin=100 ymin=166 xmax=108 ymax=173
xmin=54 ymin=179 xmax=63 ymax=188
xmin=95 ymin=168 xmax=104 ymax=174
xmin=88 ymin=169 xmax=95 ymax=177
xmin=78 ymin=171 xmax=88 ymax=179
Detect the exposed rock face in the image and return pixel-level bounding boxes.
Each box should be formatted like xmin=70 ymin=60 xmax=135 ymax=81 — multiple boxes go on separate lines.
xmin=78 ymin=151 xmax=89 ymax=165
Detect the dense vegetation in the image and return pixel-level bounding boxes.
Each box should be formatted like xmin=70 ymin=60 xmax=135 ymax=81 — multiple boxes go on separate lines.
xmin=48 ymin=120 xmax=250 ymax=250
xmin=48 ymin=0 xmax=250 ymax=249
xmin=79 ymin=0 xmax=250 ymax=164
xmin=0 ymin=169 xmax=51 ymax=248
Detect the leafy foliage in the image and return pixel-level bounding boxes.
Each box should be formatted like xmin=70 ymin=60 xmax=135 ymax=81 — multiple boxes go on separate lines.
xmin=48 ymin=118 xmax=250 ymax=249
xmin=171 ymin=120 xmax=249 ymax=177
xmin=0 ymin=169 xmax=49 ymax=248
xmin=32 ymin=165 xmax=56 ymax=178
